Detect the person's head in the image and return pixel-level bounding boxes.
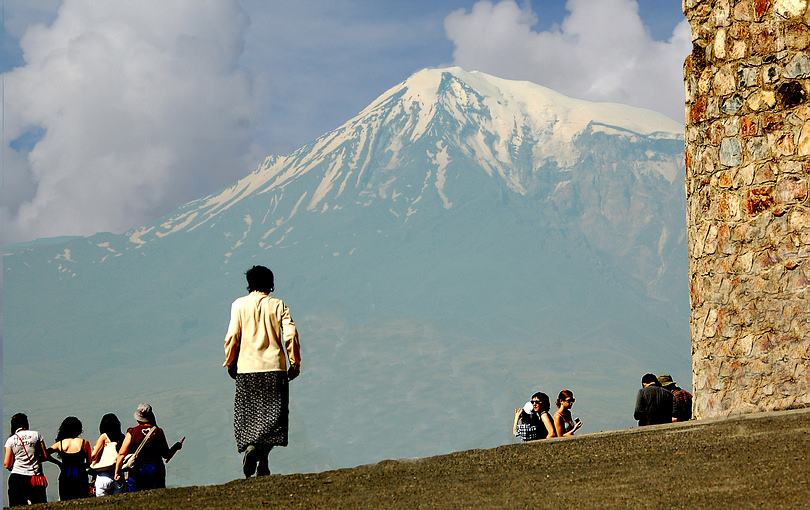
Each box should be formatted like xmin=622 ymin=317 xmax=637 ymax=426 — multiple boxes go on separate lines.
xmin=55 ymin=416 xmax=83 ymax=441
xmin=99 ymin=413 xmax=125 ymax=443
xmin=657 ymin=374 xmax=676 ymax=389
xmin=134 ymin=403 xmax=156 ymax=425
xmin=641 ymin=373 xmax=659 ymax=387
xmin=9 ymin=413 xmax=29 ymax=436
xmin=246 ymin=265 xmax=275 ymax=293
xmin=556 ymin=390 xmax=576 ymax=409
xmin=530 ymin=392 xmax=551 ymax=413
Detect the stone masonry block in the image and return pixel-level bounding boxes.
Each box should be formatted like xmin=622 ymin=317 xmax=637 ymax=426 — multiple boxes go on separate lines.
xmin=777 ymin=176 xmax=808 ymax=203
xmin=721 ymin=137 xmax=744 ymax=165
xmin=774 ymin=0 xmax=808 ymax=18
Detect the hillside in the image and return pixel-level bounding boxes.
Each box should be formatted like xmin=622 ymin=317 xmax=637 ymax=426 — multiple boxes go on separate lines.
xmin=4 ymin=67 xmax=690 ymax=490
xmin=25 ymin=409 xmax=810 ymax=509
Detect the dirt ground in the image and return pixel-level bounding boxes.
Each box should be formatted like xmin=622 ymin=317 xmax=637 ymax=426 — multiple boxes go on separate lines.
xmin=16 ymin=408 xmax=810 ymax=509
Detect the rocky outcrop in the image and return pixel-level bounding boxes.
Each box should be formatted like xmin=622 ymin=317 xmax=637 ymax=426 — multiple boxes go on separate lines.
xmin=684 ymin=0 xmax=810 ymax=418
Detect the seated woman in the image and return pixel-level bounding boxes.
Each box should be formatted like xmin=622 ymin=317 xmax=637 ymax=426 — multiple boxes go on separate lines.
xmin=513 ymin=392 xmax=556 ymax=441
xmin=553 ymin=389 xmax=583 ymax=437
xmin=90 ymin=414 xmax=126 ymax=496
xmin=49 ymin=416 xmax=92 ymax=501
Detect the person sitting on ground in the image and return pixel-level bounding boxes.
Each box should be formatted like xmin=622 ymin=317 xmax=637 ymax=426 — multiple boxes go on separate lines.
xmin=114 ymin=403 xmax=184 ymax=493
xmin=513 ymin=392 xmax=556 ymax=441
xmin=553 ymin=390 xmax=583 ymax=437
xmin=657 ymin=374 xmax=693 ymax=422
xmin=4 ymin=413 xmax=49 ymax=506
xmin=90 ymin=413 xmax=126 ymax=496
xmin=633 ymin=373 xmax=675 ymax=426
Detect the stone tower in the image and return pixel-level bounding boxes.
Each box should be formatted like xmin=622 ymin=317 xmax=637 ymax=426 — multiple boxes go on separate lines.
xmin=684 ymin=0 xmax=810 ymax=418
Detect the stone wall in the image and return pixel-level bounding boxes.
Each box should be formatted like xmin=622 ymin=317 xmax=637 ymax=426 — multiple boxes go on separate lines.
xmin=684 ymin=0 xmax=810 ymax=418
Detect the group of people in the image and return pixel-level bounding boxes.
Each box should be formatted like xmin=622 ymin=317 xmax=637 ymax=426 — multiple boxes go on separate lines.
xmin=634 ymin=373 xmax=693 ymax=426
xmin=512 ymin=389 xmax=584 ymax=441
xmin=514 ymin=372 xmax=693 ymax=443
xmin=4 ymin=404 xmax=183 ymax=506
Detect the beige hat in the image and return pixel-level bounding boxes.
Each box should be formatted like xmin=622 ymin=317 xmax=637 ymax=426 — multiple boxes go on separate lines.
xmin=134 ymin=403 xmax=156 ymax=424
xmin=657 ymin=374 xmax=676 ymax=388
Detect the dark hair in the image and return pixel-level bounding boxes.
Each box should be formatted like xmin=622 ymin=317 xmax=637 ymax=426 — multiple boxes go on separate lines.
xmin=555 ymin=389 xmax=575 ymax=408
xmin=531 ymin=392 xmax=551 ymax=413
xmin=641 ymin=373 xmax=659 ymax=385
xmin=55 ymin=416 xmax=83 ymax=441
xmin=246 ymin=265 xmax=275 ymax=293
xmin=9 ymin=413 xmax=29 ymax=437
xmin=99 ymin=414 xmax=125 ymax=445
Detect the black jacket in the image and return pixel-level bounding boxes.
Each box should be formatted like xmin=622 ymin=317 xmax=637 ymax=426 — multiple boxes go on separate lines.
xmin=634 ymin=385 xmax=675 ymax=426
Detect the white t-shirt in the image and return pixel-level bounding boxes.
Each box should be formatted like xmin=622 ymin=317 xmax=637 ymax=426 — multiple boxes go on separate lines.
xmin=4 ymin=429 xmax=45 ymax=475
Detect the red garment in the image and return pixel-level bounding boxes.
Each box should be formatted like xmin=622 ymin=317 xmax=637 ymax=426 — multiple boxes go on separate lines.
xmin=126 ymin=424 xmax=169 ymax=465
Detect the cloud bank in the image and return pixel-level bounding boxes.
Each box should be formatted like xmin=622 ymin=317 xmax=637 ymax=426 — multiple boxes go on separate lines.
xmin=3 ymin=0 xmax=266 ymax=245
xmin=444 ymin=0 xmax=691 ymax=122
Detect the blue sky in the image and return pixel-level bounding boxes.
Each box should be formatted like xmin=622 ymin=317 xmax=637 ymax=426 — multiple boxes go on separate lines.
xmin=1 ymin=0 xmax=689 ymax=245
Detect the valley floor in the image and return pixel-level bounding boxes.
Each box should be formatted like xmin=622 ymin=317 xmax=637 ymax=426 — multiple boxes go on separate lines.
xmin=20 ymin=408 xmax=810 ymax=509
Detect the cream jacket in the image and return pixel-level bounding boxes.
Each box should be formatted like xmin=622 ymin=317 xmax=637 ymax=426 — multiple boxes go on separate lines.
xmin=223 ymin=291 xmax=300 ymax=373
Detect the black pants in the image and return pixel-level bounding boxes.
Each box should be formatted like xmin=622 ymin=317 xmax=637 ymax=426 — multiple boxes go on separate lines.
xmin=7 ymin=473 xmax=47 ymax=507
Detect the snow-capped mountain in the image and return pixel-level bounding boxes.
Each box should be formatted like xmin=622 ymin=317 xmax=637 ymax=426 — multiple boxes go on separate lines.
xmin=3 ymin=67 xmax=688 ymax=495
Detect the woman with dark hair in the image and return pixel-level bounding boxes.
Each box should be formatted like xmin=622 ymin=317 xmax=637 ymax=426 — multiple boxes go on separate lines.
xmin=49 ymin=416 xmax=92 ymax=500
xmin=513 ymin=392 xmax=556 ymax=441
xmin=4 ymin=413 xmax=49 ymax=506
xmin=114 ymin=403 xmax=183 ymax=492
xmin=90 ymin=414 xmax=126 ymax=496
xmin=223 ymin=265 xmax=301 ymax=478
xmin=554 ymin=389 xmax=583 ymax=437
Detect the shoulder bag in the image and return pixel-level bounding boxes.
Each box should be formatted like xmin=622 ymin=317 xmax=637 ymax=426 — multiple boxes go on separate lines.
xmin=14 ymin=432 xmax=47 ymax=488
xmin=89 ymin=440 xmax=119 ymax=472
xmin=121 ymin=427 xmax=156 ymax=470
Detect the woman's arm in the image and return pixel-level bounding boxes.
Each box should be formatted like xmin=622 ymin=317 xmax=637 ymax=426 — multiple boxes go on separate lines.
xmin=43 ymin=441 xmax=59 ymax=465
xmin=114 ymin=433 xmax=132 ymax=481
xmin=4 ymin=447 xmax=14 ymax=470
xmin=90 ymin=434 xmax=107 ymax=462
xmin=553 ymin=412 xmax=564 ymax=437
xmin=83 ymin=439 xmax=93 ymax=462
xmin=542 ymin=412 xmax=556 ymax=438
xmin=512 ymin=409 xmax=522 ymax=436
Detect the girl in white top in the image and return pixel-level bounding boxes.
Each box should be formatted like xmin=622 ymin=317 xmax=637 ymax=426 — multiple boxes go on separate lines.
xmin=3 ymin=413 xmax=49 ymax=506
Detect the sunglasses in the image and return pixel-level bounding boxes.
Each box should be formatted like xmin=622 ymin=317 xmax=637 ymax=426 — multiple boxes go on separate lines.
xmin=565 ymin=399 xmax=576 ymax=403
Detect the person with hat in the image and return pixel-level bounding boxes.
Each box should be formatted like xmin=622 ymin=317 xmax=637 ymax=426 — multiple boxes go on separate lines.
xmin=633 ymin=373 xmax=675 ymax=426
xmin=658 ymin=374 xmax=693 ymax=422
xmin=114 ymin=404 xmax=184 ymax=492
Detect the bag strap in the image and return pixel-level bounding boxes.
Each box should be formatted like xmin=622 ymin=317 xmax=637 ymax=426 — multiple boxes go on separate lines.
xmin=131 ymin=427 xmax=156 ymax=459
xmin=14 ymin=432 xmax=44 ymax=476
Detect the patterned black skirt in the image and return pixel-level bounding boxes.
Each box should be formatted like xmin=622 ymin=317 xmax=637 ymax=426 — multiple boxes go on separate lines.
xmin=234 ymin=371 xmax=289 ymax=452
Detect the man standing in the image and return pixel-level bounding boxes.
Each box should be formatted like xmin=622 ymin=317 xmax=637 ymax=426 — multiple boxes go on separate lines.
xmin=633 ymin=373 xmax=674 ymax=426
xmin=223 ymin=265 xmax=301 ymax=478
xmin=658 ymin=374 xmax=693 ymax=422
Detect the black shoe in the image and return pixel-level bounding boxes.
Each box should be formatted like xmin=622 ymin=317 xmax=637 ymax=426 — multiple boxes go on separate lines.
xmin=256 ymin=464 xmax=271 ymax=477
xmin=242 ymin=445 xmax=258 ymax=478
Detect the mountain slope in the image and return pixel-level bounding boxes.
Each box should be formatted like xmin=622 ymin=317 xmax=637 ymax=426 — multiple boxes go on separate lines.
xmin=3 ymin=67 xmax=688 ymax=495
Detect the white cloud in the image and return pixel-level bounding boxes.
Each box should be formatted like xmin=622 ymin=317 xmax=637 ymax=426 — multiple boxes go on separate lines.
xmin=2 ymin=0 xmax=267 ymax=245
xmin=444 ymin=0 xmax=690 ymax=122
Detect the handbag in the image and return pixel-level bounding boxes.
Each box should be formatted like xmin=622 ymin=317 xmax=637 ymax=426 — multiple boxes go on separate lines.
xmin=121 ymin=427 xmax=156 ymax=470
xmin=14 ymin=432 xmax=47 ymax=488
xmin=89 ymin=441 xmax=118 ymax=472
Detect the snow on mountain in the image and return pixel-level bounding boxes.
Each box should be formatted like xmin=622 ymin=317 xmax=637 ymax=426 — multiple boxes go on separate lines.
xmin=3 ymin=67 xmax=689 ymax=497
xmin=121 ymin=67 xmax=683 ymax=247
